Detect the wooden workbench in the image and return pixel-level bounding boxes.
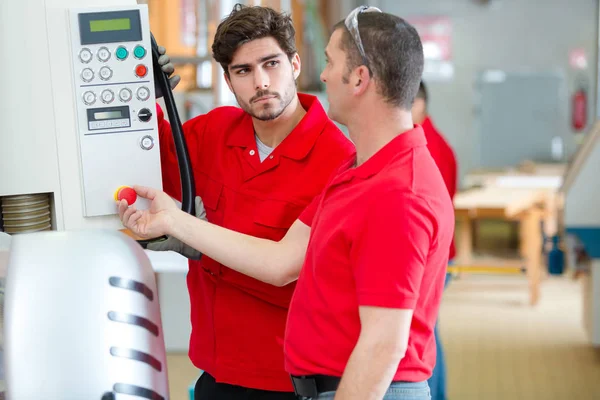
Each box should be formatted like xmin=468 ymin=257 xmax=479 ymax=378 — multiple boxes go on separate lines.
xmin=453 ymin=186 xmax=549 ymax=305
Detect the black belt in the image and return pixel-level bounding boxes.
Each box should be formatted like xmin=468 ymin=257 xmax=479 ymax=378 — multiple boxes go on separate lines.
xmin=291 ymin=375 xmax=411 ymax=398
xmin=290 ymin=375 xmax=341 ymax=398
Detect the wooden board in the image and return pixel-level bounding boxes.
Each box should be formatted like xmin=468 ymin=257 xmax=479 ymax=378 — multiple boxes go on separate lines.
xmin=454 ymin=187 xmax=547 ymax=219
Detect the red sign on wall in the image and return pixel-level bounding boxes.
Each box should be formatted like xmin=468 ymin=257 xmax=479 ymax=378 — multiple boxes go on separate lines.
xmin=569 ymin=48 xmax=588 ymax=70
xmin=406 ymin=16 xmax=454 ymax=81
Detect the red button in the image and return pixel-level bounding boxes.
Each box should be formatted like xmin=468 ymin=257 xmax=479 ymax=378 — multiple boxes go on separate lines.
xmin=115 ymin=186 xmax=137 ymax=205
xmin=135 ymin=64 xmax=148 ymax=78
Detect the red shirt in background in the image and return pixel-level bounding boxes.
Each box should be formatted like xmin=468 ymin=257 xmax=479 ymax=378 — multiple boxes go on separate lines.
xmin=421 ymin=116 xmax=457 ymax=261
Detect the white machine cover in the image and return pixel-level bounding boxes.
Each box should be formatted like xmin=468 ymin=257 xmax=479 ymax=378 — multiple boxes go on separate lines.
xmin=3 ymin=230 xmax=168 ymax=400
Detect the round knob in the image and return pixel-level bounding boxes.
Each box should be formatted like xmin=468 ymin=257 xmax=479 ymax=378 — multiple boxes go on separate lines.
xmin=82 ymin=91 xmax=96 ymax=105
xmin=98 ymin=46 xmax=111 ymax=62
xmin=114 ymin=186 xmax=137 ymax=205
xmin=136 ymin=86 xmax=150 ymax=101
xmin=134 ymin=45 xmax=147 ymax=59
xmin=119 ymin=88 xmax=133 ymax=103
xmin=79 ymin=48 xmax=93 ymax=63
xmin=140 ymin=135 xmax=154 ymax=150
xmin=138 ymin=108 xmax=153 ymax=122
xmin=81 ymin=68 xmax=94 ymax=83
xmin=135 ymin=64 xmax=148 ymax=78
xmin=116 ymin=46 xmax=128 ymax=61
xmin=101 ymin=89 xmax=115 ymax=104
xmin=99 ymin=66 xmax=113 ymax=81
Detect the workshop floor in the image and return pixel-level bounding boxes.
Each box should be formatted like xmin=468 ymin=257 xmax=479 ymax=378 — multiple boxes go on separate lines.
xmin=166 ymin=353 xmax=199 ymax=400
xmin=440 ymin=273 xmax=600 ymax=399
xmin=165 ymin=274 xmax=600 ymax=400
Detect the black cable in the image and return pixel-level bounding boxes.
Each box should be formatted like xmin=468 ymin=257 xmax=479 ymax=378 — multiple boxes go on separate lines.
xmin=136 ymin=35 xmax=196 ymax=248
xmin=151 ymin=34 xmax=196 ymax=216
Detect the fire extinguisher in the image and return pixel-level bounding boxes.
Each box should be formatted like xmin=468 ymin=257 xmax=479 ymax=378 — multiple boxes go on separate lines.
xmin=572 ymin=85 xmax=587 ymax=132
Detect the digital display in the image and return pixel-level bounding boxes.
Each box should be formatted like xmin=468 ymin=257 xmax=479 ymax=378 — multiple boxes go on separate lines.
xmin=79 ymin=10 xmax=142 ymax=45
xmin=94 ymin=111 xmax=123 ymax=120
xmin=90 ymin=18 xmax=131 ymax=33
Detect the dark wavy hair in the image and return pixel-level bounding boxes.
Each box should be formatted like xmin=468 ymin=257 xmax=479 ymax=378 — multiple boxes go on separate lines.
xmin=212 ymin=4 xmax=297 ymax=77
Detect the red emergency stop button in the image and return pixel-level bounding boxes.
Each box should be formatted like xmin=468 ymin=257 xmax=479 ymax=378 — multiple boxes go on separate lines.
xmin=135 ymin=64 xmax=148 ymax=78
xmin=114 ymin=186 xmax=137 ymax=205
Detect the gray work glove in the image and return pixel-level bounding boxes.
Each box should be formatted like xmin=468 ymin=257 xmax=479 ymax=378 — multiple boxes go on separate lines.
xmin=147 ymin=196 xmax=206 ymax=260
xmin=155 ymin=46 xmax=181 ymax=99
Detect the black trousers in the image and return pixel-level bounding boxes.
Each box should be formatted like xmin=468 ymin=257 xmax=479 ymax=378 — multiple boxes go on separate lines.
xmin=194 ymin=372 xmax=298 ymax=400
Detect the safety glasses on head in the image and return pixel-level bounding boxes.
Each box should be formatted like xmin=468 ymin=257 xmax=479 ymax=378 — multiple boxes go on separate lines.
xmin=344 ymin=5 xmax=382 ymax=68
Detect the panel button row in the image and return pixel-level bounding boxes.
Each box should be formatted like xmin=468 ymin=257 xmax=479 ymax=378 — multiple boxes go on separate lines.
xmin=81 ymin=67 xmax=112 ymax=82
xmin=79 ymin=45 xmax=147 ymax=64
xmin=82 ymin=86 xmax=151 ymax=105
xmin=89 ymin=119 xmax=130 ymax=130
xmin=80 ymin=64 xmax=148 ymax=83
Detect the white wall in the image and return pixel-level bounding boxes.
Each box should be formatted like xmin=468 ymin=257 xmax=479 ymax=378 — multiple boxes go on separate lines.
xmin=368 ymin=0 xmax=598 ymax=184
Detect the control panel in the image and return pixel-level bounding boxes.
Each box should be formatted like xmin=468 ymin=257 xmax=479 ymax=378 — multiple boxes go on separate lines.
xmin=69 ymin=6 xmax=161 ymax=217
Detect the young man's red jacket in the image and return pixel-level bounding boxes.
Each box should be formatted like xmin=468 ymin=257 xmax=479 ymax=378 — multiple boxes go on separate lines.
xmin=156 ymin=94 xmax=355 ymax=391
xmin=421 ymin=116 xmax=457 ymax=261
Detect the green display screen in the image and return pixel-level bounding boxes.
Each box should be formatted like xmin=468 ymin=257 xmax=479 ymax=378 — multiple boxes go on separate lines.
xmin=89 ymin=18 xmax=131 ymax=33
xmin=94 ymin=110 xmax=123 ymax=120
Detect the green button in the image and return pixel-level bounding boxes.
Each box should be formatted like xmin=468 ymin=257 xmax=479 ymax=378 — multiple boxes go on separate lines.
xmin=116 ymin=47 xmax=128 ymax=60
xmin=134 ymin=45 xmax=146 ymax=59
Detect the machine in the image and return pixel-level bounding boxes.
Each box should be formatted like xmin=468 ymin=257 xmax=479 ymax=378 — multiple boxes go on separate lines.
xmin=0 ymin=0 xmax=196 ymax=398
xmin=0 ymin=0 xmax=194 ymax=232
xmin=562 ymin=120 xmax=600 ymax=347
xmin=4 ymin=230 xmax=168 ymax=400
xmin=561 ymin=6 xmax=600 ymax=348
xmin=1 ymin=1 xmax=159 ymax=231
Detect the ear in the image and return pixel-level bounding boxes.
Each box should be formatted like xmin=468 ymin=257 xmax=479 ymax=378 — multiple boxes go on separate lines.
xmin=224 ymin=71 xmax=234 ymax=93
xmin=291 ymin=53 xmax=301 ymax=80
xmin=352 ymin=65 xmax=371 ymax=96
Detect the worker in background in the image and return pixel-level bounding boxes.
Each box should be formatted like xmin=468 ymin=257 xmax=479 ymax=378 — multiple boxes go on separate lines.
xmin=120 ymin=6 xmax=454 ymax=399
xmin=412 ymin=80 xmax=458 ymax=400
xmin=149 ymin=4 xmax=355 ymax=399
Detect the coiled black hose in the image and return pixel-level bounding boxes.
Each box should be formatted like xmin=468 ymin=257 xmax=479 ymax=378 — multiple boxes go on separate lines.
xmin=151 ymin=34 xmax=195 ymax=215
xmin=136 ymin=35 xmax=196 ymax=248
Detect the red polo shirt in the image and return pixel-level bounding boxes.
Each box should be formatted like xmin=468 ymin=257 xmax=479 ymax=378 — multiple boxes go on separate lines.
xmin=285 ymin=126 xmax=454 ymax=382
xmin=421 ymin=116 xmax=457 ymax=260
xmin=157 ymin=94 xmax=355 ymax=391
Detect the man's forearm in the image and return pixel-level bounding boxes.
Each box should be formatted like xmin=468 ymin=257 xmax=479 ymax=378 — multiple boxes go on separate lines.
xmin=334 ymin=337 xmax=405 ymax=400
xmin=167 ymin=209 xmax=296 ymax=286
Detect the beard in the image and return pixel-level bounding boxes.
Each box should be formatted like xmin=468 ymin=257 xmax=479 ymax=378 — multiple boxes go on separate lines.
xmin=235 ymin=83 xmax=296 ymax=121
